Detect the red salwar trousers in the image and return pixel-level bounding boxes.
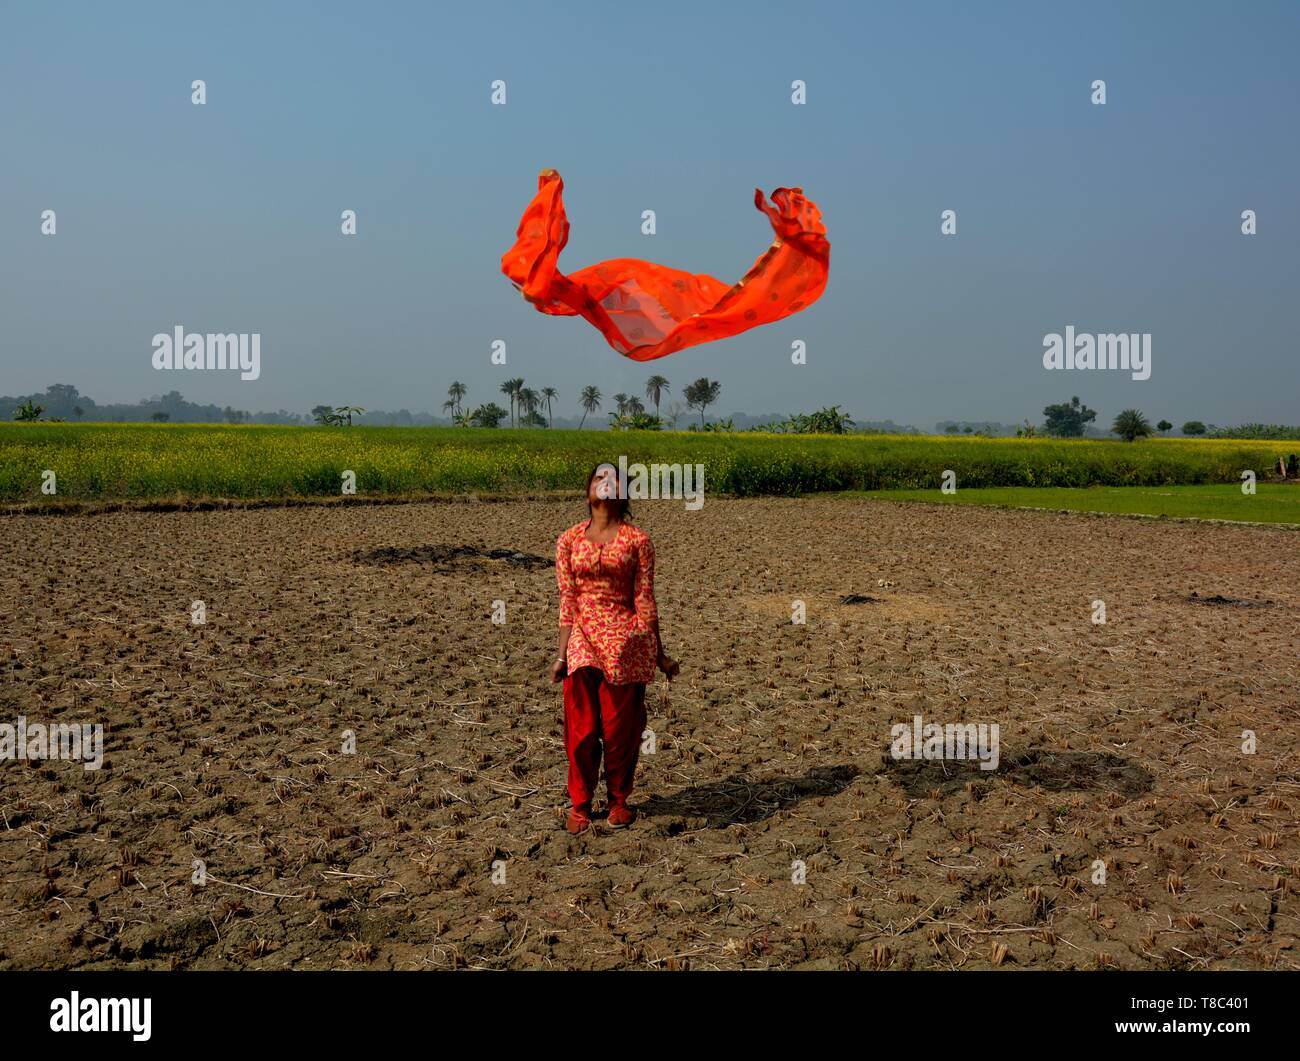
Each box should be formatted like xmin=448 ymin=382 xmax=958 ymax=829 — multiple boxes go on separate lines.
xmin=563 ymin=666 xmax=647 ymax=809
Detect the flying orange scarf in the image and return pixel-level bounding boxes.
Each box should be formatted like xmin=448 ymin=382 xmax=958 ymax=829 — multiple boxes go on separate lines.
xmin=501 ymin=170 xmax=829 ymax=362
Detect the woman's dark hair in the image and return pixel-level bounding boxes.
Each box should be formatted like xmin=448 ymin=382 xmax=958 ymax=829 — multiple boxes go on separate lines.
xmin=585 ymin=462 xmax=632 ymax=521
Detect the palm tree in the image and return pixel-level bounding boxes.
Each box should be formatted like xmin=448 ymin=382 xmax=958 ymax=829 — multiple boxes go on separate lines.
xmin=335 ymin=405 xmax=365 ymax=427
xmin=683 ymin=377 xmax=721 ymax=429
xmin=518 ymin=387 xmax=540 ymax=426
xmin=541 ymin=387 xmax=558 ymax=428
xmin=645 ymin=375 xmax=670 ymax=419
xmin=578 ymin=386 xmax=602 ymax=429
xmin=613 ymin=392 xmax=630 ymax=417
xmin=499 ymin=380 xmax=513 ymax=425
xmin=625 ymin=396 xmax=645 ymax=416
xmin=510 ymin=378 xmax=526 ymax=424
xmin=1112 ymin=409 xmax=1153 ymax=442
xmin=500 ymin=378 xmax=524 ymax=427
xmin=447 ymin=381 xmax=467 ymax=418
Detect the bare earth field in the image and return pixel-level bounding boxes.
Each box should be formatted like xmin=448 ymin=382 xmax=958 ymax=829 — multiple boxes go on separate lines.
xmin=1 ymin=497 xmax=1297 ymax=970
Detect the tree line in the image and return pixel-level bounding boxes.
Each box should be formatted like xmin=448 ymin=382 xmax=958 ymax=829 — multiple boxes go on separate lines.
xmin=405 ymin=375 xmax=727 ymax=431
xmin=8 ymin=383 xmax=1291 ymax=440
xmin=1035 ymin=397 xmax=1219 ymax=441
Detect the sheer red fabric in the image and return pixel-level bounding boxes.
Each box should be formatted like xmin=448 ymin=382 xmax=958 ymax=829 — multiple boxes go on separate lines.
xmin=501 ymin=169 xmax=829 ymax=362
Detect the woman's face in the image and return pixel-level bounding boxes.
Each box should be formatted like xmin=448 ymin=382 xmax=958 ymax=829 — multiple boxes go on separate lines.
xmin=588 ymin=463 xmax=619 ymax=506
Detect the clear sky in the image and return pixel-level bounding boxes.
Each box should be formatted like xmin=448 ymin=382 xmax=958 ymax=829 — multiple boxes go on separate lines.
xmin=1 ymin=0 xmax=1296 ymax=428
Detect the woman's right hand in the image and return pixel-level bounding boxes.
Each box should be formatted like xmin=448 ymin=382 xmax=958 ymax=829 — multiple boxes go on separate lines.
xmin=550 ymin=658 xmax=568 ymax=684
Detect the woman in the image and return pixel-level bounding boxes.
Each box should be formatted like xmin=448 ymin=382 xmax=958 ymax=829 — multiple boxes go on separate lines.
xmin=551 ymin=463 xmax=679 ymax=833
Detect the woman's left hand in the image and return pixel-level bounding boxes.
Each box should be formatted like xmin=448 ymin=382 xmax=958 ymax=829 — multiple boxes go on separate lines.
xmin=657 ymin=652 xmax=680 ymax=681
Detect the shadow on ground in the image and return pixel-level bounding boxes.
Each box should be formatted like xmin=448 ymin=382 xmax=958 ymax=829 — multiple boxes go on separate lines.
xmin=884 ymin=747 xmax=1155 ymax=799
xmin=352 ymin=544 xmax=549 ymax=569
xmin=637 ymin=765 xmax=860 ymax=829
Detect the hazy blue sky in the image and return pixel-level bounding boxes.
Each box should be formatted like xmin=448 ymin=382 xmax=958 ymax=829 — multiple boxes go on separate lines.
xmin=1 ymin=0 xmax=1296 ymax=427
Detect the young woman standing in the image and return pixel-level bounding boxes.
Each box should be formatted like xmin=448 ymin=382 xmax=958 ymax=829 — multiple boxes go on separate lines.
xmin=551 ymin=463 xmax=679 ymax=833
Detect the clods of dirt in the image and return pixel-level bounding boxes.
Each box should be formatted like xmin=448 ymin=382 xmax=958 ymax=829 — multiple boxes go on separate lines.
xmin=2 ymin=497 xmax=1297 ymax=971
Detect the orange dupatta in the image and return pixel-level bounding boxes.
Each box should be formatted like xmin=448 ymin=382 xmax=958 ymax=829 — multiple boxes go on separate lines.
xmin=501 ymin=170 xmax=829 ymax=362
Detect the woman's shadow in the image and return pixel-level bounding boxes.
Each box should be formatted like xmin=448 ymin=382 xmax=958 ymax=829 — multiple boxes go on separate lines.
xmin=635 ymin=765 xmax=860 ymax=829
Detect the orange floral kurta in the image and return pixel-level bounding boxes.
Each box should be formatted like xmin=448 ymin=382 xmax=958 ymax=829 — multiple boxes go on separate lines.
xmin=556 ymin=519 xmax=658 ymax=685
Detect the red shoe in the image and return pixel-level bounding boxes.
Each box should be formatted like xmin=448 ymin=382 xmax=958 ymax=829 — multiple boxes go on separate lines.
xmin=566 ymin=805 xmax=591 ymax=834
xmin=607 ymin=803 xmax=636 ymax=828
